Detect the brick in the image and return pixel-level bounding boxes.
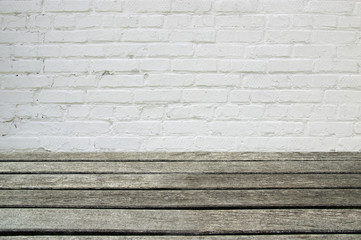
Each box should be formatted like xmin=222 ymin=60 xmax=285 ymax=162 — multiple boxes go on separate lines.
xmin=313 ymin=15 xmax=337 ymax=29
xmin=95 ymin=137 xmax=141 ymax=150
xmin=172 ymin=59 xmax=217 ymax=72
xmin=141 ymin=106 xmax=165 ymax=120
xmin=92 ymin=60 xmax=138 ymax=72
xmin=135 ymin=90 xmax=182 ymax=102
xmin=113 ymin=122 xmax=160 ymax=135
xmin=290 ymin=75 xmax=337 ymax=89
xmin=40 ymin=137 xmax=90 ymax=151
xmin=0 ymin=91 xmax=33 ymax=104
xmin=0 ymin=1 xmax=42 ymax=13
xmin=242 ymin=15 xmax=266 ymax=29
xmin=54 ymin=15 xmax=76 ymax=29
xmin=89 ymin=106 xmax=113 ymax=120
xmin=337 ymin=45 xmax=361 ymax=58
xmin=325 ymin=90 xmax=361 ymax=103
xmin=266 ymin=30 xmax=311 ymax=43
xmin=195 ymin=137 xmax=238 ymax=151
xmin=64 ymin=121 xmax=110 ymax=136
xmin=196 ymin=44 xmax=244 ymax=57
xmin=339 ymin=76 xmax=361 ymax=89
xmin=44 ymin=60 xmax=88 ymax=73
xmin=147 ymin=44 xmax=193 ymax=57
xmin=53 ymin=75 xmax=97 ymax=88
xmin=215 ymin=105 xmax=240 ymax=120
xmin=210 ymin=121 xmax=257 ymax=136
xmin=194 ymin=74 xmax=240 ymax=87
xmin=86 ymin=90 xmax=132 ymax=103
xmin=123 ymin=0 xmax=171 ymax=12
xmin=308 ymin=122 xmax=353 ymax=137
xmin=139 ymin=16 xmax=163 ymax=27
xmin=169 ymin=30 xmax=215 ymax=42
xmin=166 ymin=105 xmax=215 ymax=120
xmin=287 ymin=137 xmax=337 ymax=151
xmin=307 ymin=1 xmax=354 ymax=14
xmin=218 ymin=60 xmax=266 ymax=72
xmin=0 ymin=137 xmax=40 ymax=150
xmin=267 ymin=15 xmax=290 ymax=29
xmin=293 ymin=45 xmax=336 ymax=58
xmin=114 ymin=106 xmax=141 ymax=120
xmin=122 ymin=30 xmax=168 ymax=42
xmin=45 ymin=0 xmax=91 ymax=12
xmin=216 ymin=16 xmax=241 ymax=27
xmin=0 ymin=31 xmax=40 ymax=43
xmin=260 ymin=0 xmax=304 ymax=13
xmin=1 ymin=75 xmax=52 ymax=89
xmin=293 ymin=15 xmax=312 ymax=27
xmin=242 ymin=74 xmax=290 ymax=89
xmin=0 ymin=60 xmax=42 ymax=73
xmin=183 ymin=89 xmax=228 ymax=103
xmin=166 ymin=15 xmax=192 ymax=28
xmin=268 ymin=60 xmax=313 ymax=73
xmin=94 ymin=0 xmax=122 ymax=12
xmin=259 ymin=122 xmax=303 ymax=136
xmin=313 ymin=31 xmax=356 ymax=44
xmin=99 ymin=75 xmax=144 ymax=87
xmin=229 ymin=90 xmax=251 ymax=103
xmin=146 ymin=74 xmax=194 ymax=87
xmin=315 ymin=60 xmax=358 ymax=73
xmin=38 ymin=90 xmax=85 ymax=103
xmin=337 ymin=138 xmax=361 ymax=151
xmin=278 ymin=90 xmax=323 ymax=103
xmin=338 ymin=104 xmax=360 ymax=120
xmin=217 ymin=30 xmax=263 ymax=42
xmin=246 ymin=45 xmax=291 ymax=58
xmin=214 ymin=0 xmax=258 ymax=12
xmin=45 ymin=31 xmax=87 ymax=43
xmin=338 ymin=17 xmax=361 ymax=29
xmin=163 ymin=121 xmax=208 ymax=135
xmin=140 ymin=59 xmax=170 ymax=71
xmin=141 ymin=137 xmax=195 ymax=151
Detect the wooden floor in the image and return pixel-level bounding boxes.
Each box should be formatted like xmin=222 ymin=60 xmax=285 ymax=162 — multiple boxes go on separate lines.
xmin=0 ymin=152 xmax=360 ymax=240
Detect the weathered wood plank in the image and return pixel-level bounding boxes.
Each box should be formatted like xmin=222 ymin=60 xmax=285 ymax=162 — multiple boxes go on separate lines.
xmin=1 ymin=189 xmax=360 ymax=208
xmin=1 ymin=174 xmax=360 ymax=189
xmin=0 ymin=209 xmax=360 ymax=233
xmin=0 ymin=152 xmax=360 ymax=161
xmin=1 ymin=161 xmax=360 ymax=173
xmin=1 ymin=235 xmax=361 ymax=240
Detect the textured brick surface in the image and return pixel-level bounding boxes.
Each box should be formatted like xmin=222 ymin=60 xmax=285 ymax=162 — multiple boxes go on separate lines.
xmin=0 ymin=0 xmax=360 ymax=152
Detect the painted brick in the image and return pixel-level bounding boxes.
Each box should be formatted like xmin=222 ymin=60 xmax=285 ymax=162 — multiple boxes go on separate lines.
xmin=0 ymin=0 xmax=360 ymax=152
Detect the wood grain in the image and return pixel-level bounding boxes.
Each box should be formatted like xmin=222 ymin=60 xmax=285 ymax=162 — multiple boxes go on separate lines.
xmin=1 ymin=236 xmax=361 ymax=240
xmin=0 ymin=152 xmax=360 ymax=161
xmin=1 ymin=174 xmax=360 ymax=189
xmin=1 ymin=161 xmax=360 ymax=173
xmin=1 ymin=189 xmax=360 ymax=208
xmin=1 ymin=209 xmax=360 ymax=233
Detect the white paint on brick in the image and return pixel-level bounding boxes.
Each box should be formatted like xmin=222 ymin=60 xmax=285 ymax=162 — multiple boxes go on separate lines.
xmin=0 ymin=0 xmax=360 ymax=152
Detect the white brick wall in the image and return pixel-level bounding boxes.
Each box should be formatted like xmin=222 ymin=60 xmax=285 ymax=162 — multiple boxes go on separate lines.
xmin=0 ymin=0 xmax=361 ymax=152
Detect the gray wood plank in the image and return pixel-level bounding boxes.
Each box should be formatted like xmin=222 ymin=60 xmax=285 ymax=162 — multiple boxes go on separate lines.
xmin=1 ymin=174 xmax=360 ymax=189
xmin=1 ymin=235 xmax=361 ymax=240
xmin=1 ymin=189 xmax=360 ymax=208
xmin=1 ymin=161 xmax=360 ymax=173
xmin=0 ymin=209 xmax=360 ymax=233
xmin=0 ymin=152 xmax=360 ymax=161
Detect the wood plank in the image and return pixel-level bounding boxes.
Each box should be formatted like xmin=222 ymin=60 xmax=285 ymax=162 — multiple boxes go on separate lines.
xmin=1 ymin=174 xmax=360 ymax=189
xmin=0 ymin=152 xmax=360 ymax=161
xmin=1 ymin=235 xmax=361 ymax=240
xmin=1 ymin=189 xmax=360 ymax=208
xmin=0 ymin=209 xmax=360 ymax=233
xmin=1 ymin=161 xmax=360 ymax=173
